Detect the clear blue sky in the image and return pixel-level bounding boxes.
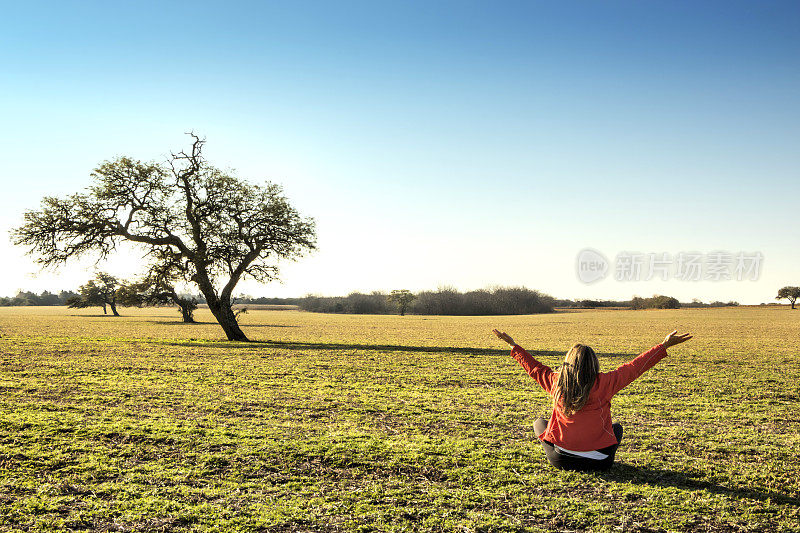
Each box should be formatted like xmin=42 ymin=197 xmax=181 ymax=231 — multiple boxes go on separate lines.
xmin=1 ymin=1 xmax=798 ymax=304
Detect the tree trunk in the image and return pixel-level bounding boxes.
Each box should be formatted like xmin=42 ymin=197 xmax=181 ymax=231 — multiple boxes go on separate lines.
xmin=179 ymin=304 xmax=196 ymax=323
xmin=200 ymin=291 xmax=248 ymax=340
xmin=109 ymin=302 xmax=120 ymax=316
xmin=192 ymin=270 xmax=249 ymax=341
xmin=792 ymin=300 xmax=796 ymax=310
xmin=210 ymin=300 xmax=248 ymax=341
xmin=102 ymin=303 xmax=107 ymax=314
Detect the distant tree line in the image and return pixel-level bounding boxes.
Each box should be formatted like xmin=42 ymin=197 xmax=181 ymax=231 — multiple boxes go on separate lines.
xmin=300 ymin=292 xmax=392 ymax=314
xmin=551 ymin=299 xmax=630 ymax=309
xmin=223 ymin=295 xmax=304 ymax=306
xmin=630 ymin=295 xmax=681 ymax=309
xmin=295 ymin=291 xmax=749 ymax=314
xmin=0 ymin=286 xmax=768 ymax=314
xmin=0 ymin=286 xmax=301 ymax=309
xmin=0 ymin=290 xmax=79 ymax=306
xmin=683 ymin=298 xmax=740 ymax=308
xmin=298 ymin=287 xmax=555 ymax=315
xmin=552 ymin=297 xmax=741 ymax=310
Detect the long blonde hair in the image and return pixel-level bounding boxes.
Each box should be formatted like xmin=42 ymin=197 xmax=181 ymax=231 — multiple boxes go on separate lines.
xmin=553 ymin=343 xmax=599 ymax=416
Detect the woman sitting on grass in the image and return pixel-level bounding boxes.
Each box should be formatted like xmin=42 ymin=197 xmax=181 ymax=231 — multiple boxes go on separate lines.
xmin=492 ymin=328 xmax=692 ymax=471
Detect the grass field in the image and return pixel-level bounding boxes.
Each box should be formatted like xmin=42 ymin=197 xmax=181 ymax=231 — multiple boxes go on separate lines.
xmin=1 ymin=306 xmax=798 ymax=532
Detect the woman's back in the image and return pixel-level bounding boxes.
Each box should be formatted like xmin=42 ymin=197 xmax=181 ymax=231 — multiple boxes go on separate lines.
xmin=495 ymin=330 xmax=692 ymax=469
xmin=510 ymin=342 xmax=668 ymax=450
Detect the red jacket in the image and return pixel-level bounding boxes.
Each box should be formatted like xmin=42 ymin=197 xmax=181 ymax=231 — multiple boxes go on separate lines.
xmin=511 ymin=343 xmax=668 ymax=451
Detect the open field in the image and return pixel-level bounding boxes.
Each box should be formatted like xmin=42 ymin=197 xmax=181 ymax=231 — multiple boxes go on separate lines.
xmin=1 ymin=306 xmax=798 ymax=532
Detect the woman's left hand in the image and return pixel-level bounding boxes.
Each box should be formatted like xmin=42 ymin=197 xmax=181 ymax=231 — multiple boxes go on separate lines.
xmin=662 ymin=330 xmax=693 ymax=348
xmin=492 ymin=329 xmax=516 ymax=346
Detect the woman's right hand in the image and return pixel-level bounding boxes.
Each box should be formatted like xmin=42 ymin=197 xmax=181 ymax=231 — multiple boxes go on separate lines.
xmin=492 ymin=329 xmax=516 ymax=346
xmin=662 ymin=330 xmax=693 ymax=348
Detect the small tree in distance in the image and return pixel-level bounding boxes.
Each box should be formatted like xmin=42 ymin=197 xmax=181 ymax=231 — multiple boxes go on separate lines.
xmin=117 ymin=280 xmax=199 ymax=323
xmin=776 ymin=286 xmax=800 ymax=309
xmin=66 ymin=272 xmax=122 ymax=316
xmin=388 ymin=289 xmax=416 ymax=316
xmin=117 ymin=250 xmax=200 ymax=323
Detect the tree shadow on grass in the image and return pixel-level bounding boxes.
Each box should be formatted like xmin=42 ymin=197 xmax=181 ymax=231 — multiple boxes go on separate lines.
xmin=155 ymin=338 xmax=634 ymax=359
xmin=153 ymin=320 xmax=218 ymax=325
xmin=158 ymin=338 xmax=510 ymax=356
xmin=151 ymin=321 xmax=300 ymax=327
xmin=598 ymin=462 xmax=799 ymax=507
xmin=260 ymin=340 xmax=516 ymax=356
xmin=239 ymin=324 xmax=300 ymax=328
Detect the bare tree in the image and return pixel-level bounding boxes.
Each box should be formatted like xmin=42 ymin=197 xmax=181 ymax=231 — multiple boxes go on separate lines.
xmin=12 ymin=134 xmax=316 ymax=341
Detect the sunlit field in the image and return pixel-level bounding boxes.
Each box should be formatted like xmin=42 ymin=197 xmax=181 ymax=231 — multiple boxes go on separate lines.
xmin=1 ymin=306 xmax=798 ymax=532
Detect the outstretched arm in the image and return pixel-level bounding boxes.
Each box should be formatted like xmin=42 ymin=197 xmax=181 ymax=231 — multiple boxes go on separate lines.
xmin=604 ymin=330 xmax=693 ymax=397
xmin=493 ymin=329 xmax=555 ymax=393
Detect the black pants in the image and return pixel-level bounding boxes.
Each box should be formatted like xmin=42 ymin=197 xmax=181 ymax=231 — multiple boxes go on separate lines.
xmin=534 ymin=418 xmax=623 ymax=471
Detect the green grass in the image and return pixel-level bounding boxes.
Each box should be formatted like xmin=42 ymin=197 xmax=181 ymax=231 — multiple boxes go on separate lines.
xmin=1 ymin=306 xmax=798 ymax=532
